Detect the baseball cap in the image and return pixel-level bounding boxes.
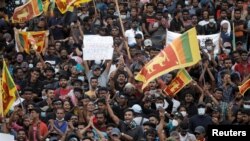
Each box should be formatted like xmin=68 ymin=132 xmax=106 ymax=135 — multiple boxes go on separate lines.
xmin=91 ymin=65 xmax=101 ymax=71
xmin=135 ymin=33 xmax=143 ymax=39
xmin=111 ymin=128 xmax=121 ymax=136
xmin=131 ymin=104 xmax=142 ymax=114
xmin=194 ymin=126 xmax=205 ymax=134
xmin=144 ymin=39 xmax=152 ymax=47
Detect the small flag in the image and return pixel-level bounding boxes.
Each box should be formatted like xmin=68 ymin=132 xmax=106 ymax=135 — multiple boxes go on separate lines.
xmin=239 ymin=79 xmax=250 ymax=95
xmin=135 ymin=28 xmax=201 ymax=89
xmin=164 ymin=69 xmax=192 ymax=97
xmin=15 ymin=30 xmax=49 ymax=54
xmin=1 ymin=60 xmax=17 ymax=116
xmin=12 ymin=0 xmax=43 ymax=23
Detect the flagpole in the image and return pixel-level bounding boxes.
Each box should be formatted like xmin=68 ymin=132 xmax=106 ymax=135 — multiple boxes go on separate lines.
xmin=0 ymin=83 xmax=4 ymax=118
xmin=16 ymin=91 xmax=25 ymax=113
xmin=232 ymin=22 xmax=236 ymax=51
xmin=1 ymin=58 xmax=4 ymax=117
xmin=114 ymin=0 xmax=131 ymax=60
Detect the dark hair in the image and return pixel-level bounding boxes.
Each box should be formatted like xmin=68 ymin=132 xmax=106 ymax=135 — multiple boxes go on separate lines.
xmin=214 ymin=88 xmax=223 ymax=93
xmin=124 ymin=108 xmax=135 ymax=116
xmin=106 ymin=123 xmax=117 ymax=128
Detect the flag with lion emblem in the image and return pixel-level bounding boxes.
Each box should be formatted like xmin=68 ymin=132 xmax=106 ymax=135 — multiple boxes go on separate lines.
xmin=135 ymin=28 xmax=201 ymax=89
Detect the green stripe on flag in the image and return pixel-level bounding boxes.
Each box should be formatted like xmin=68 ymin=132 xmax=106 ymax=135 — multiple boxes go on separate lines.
xmin=3 ymin=62 xmax=15 ymax=89
xmin=38 ymin=0 xmax=44 ymax=12
xmin=180 ymin=32 xmax=193 ymax=62
xmin=19 ymin=34 xmax=25 ymax=47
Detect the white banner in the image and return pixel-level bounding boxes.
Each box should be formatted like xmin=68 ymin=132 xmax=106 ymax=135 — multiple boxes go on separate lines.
xmin=0 ymin=133 xmax=14 ymax=141
xmin=166 ymin=30 xmax=220 ymax=55
xmin=83 ymin=35 xmax=114 ymax=60
xmin=83 ymin=35 xmax=114 ymax=49
xmin=83 ymin=47 xmax=114 ymax=60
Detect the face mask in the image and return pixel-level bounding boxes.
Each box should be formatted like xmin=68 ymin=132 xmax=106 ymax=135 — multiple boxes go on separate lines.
xmin=56 ymin=118 xmax=65 ymax=121
xmin=29 ymin=64 xmax=33 ymax=68
xmin=120 ymin=15 xmax=126 ymax=20
xmin=207 ymin=46 xmax=213 ymax=51
xmin=243 ymin=104 xmax=250 ymax=109
xmin=180 ymin=111 xmax=187 ymax=117
xmin=42 ymin=96 xmax=47 ymax=100
xmin=185 ymin=0 xmax=189 ymax=5
xmin=155 ymin=103 xmax=164 ymax=109
xmin=172 ymin=119 xmax=179 ymax=127
xmin=198 ymin=108 xmax=206 ymax=115
xmin=223 ymin=49 xmax=231 ymax=55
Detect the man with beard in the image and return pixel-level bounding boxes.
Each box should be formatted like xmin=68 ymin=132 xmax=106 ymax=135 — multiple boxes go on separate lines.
xmin=43 ymin=67 xmax=58 ymax=88
xmin=54 ymin=75 xmax=73 ymax=100
xmin=85 ymin=77 xmax=98 ymax=100
xmin=234 ymin=50 xmax=250 ymax=80
xmin=44 ymin=45 xmax=60 ymax=67
xmin=94 ymin=111 xmax=107 ymax=132
xmin=15 ymin=129 xmax=28 ymax=141
xmin=233 ymin=8 xmax=247 ymax=43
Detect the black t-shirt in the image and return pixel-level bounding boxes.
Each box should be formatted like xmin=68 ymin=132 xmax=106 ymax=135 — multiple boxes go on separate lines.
xmin=142 ymin=13 xmax=156 ymax=33
xmin=118 ymin=120 xmax=144 ymax=141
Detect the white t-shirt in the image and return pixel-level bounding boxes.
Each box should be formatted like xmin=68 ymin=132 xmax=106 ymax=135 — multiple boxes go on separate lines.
xmin=125 ymin=29 xmax=143 ymax=46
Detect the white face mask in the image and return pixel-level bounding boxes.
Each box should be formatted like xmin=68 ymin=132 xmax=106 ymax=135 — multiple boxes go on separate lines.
xmin=207 ymin=46 xmax=213 ymax=51
xmin=223 ymin=48 xmax=231 ymax=55
xmin=185 ymin=0 xmax=189 ymax=5
xmin=243 ymin=104 xmax=250 ymax=109
xmin=172 ymin=119 xmax=179 ymax=126
xmin=120 ymin=15 xmax=127 ymax=20
xmin=198 ymin=108 xmax=206 ymax=115
xmin=180 ymin=111 xmax=187 ymax=117
xmin=155 ymin=103 xmax=164 ymax=109
xmin=42 ymin=96 xmax=47 ymax=100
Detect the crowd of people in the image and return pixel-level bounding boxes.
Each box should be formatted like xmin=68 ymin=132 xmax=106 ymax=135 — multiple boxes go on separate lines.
xmin=0 ymin=0 xmax=250 ymax=141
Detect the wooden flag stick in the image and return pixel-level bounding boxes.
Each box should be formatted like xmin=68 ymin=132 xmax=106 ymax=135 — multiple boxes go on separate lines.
xmin=114 ymin=0 xmax=131 ymax=60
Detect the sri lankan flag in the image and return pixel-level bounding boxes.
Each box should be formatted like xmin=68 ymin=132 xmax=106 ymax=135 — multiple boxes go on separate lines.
xmin=15 ymin=30 xmax=49 ymax=54
xmin=239 ymin=79 xmax=250 ymax=95
xmin=135 ymin=28 xmax=201 ymax=89
xmin=56 ymin=0 xmax=91 ymax=14
xmin=164 ymin=69 xmax=192 ymax=97
xmin=0 ymin=60 xmax=17 ymax=116
xmin=73 ymin=0 xmax=92 ymax=7
xmin=12 ymin=0 xmax=43 ymax=23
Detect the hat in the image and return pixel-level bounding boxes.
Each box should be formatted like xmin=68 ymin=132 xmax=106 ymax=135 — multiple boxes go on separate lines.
xmin=135 ymin=33 xmax=143 ymax=39
xmin=194 ymin=126 xmax=205 ymax=134
xmin=197 ymin=102 xmax=206 ymax=108
xmin=111 ymin=128 xmax=121 ymax=136
xmin=131 ymin=104 xmax=142 ymax=113
xmin=144 ymin=39 xmax=152 ymax=47
xmin=91 ymin=65 xmax=101 ymax=71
